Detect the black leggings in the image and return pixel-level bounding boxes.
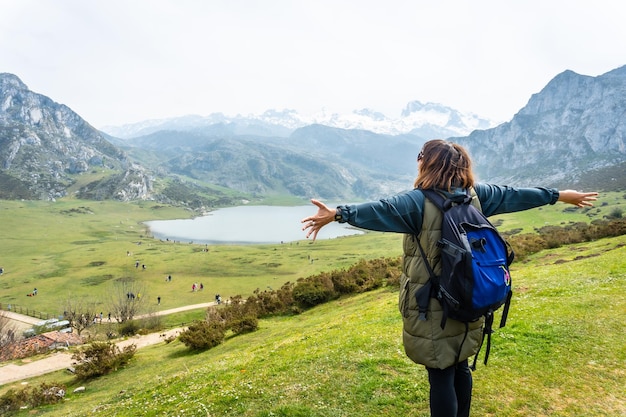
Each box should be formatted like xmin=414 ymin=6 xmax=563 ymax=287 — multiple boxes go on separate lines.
xmin=426 ymin=359 xmax=472 ymax=417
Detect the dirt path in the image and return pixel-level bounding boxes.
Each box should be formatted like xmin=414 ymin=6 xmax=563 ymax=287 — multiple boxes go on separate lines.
xmin=0 ymin=303 xmax=215 ymax=386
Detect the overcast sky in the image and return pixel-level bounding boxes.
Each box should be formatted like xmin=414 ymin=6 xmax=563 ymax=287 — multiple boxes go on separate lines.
xmin=2 ymin=0 xmax=625 ymax=128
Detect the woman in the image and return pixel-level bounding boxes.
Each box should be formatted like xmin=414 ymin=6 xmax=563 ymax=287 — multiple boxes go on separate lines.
xmin=301 ymin=139 xmax=597 ymax=417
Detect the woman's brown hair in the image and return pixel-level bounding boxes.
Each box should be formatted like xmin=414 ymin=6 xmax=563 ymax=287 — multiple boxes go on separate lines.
xmin=413 ymin=139 xmax=475 ymax=191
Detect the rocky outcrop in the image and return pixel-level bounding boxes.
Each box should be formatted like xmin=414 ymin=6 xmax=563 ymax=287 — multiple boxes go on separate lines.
xmin=453 ymin=66 xmax=626 ymax=186
xmin=0 ymin=73 xmax=152 ymax=200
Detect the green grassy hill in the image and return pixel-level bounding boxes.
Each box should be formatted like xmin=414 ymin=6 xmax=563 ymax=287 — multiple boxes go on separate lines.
xmin=1 ymin=193 xmax=625 ymax=416
xmin=1 ymin=191 xmax=623 ymax=320
xmin=1 ymin=235 xmax=625 ymax=416
xmin=0 ymin=199 xmax=404 ymax=318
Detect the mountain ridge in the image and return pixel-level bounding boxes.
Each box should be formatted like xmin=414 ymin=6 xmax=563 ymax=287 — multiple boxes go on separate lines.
xmin=452 ymin=66 xmax=626 ymax=186
xmin=0 ymin=73 xmax=152 ymax=201
xmin=100 ymin=100 xmax=495 ymax=140
xmin=2 ymin=66 xmax=626 ymax=206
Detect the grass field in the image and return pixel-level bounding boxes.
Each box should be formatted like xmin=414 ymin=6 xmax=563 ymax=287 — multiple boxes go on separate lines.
xmin=0 ymin=199 xmax=404 ymax=318
xmin=0 ymin=235 xmax=624 ymax=416
xmin=1 ymin=191 xmax=622 ymax=320
xmin=0 ymin=192 xmax=625 ymax=416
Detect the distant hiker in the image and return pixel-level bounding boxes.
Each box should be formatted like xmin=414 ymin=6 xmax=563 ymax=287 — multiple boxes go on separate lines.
xmin=200 ymin=283 xmax=204 ymax=291
xmin=157 ymin=296 xmax=161 ymax=305
xmin=0 ymin=267 xmax=4 ymax=275
xmin=108 ymin=312 xmax=111 ymax=321
xmin=301 ymin=139 xmax=598 ymax=417
xmin=142 ymin=264 xmax=146 ymax=270
xmin=192 ymin=283 xmax=196 ymax=292
xmin=167 ymin=274 xmax=172 ymax=282
xmin=135 ymin=261 xmax=139 ymax=268
xmin=33 ymin=287 xmax=37 ymax=296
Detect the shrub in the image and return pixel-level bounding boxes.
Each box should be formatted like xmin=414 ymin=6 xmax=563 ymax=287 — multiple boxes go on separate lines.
xmin=293 ymin=275 xmax=336 ymax=308
xmin=179 ymin=320 xmax=225 ymax=350
xmin=72 ymin=341 xmax=136 ymax=380
xmin=0 ymin=386 xmax=30 ymax=414
xmin=139 ymin=314 xmax=163 ymax=333
xmin=119 ymin=320 xmax=139 ymax=336
xmin=608 ymin=207 xmax=623 ymax=219
xmin=508 ymin=233 xmax=547 ymax=261
xmin=248 ymin=281 xmax=296 ymax=317
xmin=229 ymin=315 xmax=259 ymax=335
xmin=0 ymin=382 xmax=66 ymax=413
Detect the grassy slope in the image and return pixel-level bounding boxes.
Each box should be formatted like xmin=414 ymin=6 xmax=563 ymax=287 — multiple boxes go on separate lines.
xmin=1 ymin=191 xmax=622 ymax=318
xmin=0 ymin=199 xmax=402 ymax=317
xmin=2 ymin=235 xmax=624 ymax=416
xmin=1 ymin=193 xmax=625 ymax=416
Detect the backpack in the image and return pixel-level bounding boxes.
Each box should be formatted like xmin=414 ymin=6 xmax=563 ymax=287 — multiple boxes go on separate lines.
xmin=415 ymin=188 xmax=514 ymax=368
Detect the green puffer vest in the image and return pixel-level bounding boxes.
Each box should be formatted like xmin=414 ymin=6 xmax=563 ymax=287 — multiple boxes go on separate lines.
xmin=398 ymin=190 xmax=484 ymax=369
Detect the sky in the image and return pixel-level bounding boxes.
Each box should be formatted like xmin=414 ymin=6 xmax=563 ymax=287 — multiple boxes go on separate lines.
xmin=1 ymin=0 xmax=625 ymax=129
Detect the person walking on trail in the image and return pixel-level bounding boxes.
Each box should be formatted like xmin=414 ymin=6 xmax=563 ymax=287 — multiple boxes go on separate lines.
xmin=301 ymin=139 xmax=598 ymax=417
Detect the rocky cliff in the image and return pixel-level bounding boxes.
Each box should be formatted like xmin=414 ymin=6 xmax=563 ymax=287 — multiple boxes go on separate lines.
xmin=0 ymin=73 xmax=152 ymax=200
xmin=453 ymin=66 xmax=626 ymax=186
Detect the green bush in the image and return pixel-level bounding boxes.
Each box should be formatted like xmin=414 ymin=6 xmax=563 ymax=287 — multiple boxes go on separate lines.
xmin=608 ymin=207 xmax=623 ymax=219
xmin=293 ymin=275 xmax=336 ymax=308
xmin=178 ymin=320 xmax=225 ymax=350
xmin=0 ymin=382 xmax=66 ymax=413
xmin=0 ymin=386 xmax=30 ymax=414
xmin=72 ymin=341 xmax=136 ymax=380
xmin=119 ymin=320 xmax=139 ymax=336
xmin=247 ymin=281 xmax=295 ymax=317
xmin=508 ymin=233 xmax=547 ymax=261
xmin=138 ymin=314 xmax=164 ymax=333
xmin=229 ymin=315 xmax=259 ymax=335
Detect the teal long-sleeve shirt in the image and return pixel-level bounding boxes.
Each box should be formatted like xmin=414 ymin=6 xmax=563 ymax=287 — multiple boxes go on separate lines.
xmin=336 ymin=184 xmax=560 ymax=236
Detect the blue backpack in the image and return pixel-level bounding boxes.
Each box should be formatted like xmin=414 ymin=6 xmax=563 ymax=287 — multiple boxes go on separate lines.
xmin=415 ymin=189 xmax=514 ymax=367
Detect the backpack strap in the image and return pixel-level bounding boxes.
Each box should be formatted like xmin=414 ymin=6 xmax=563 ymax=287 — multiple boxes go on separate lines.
xmin=499 ymin=289 xmax=513 ymax=328
xmin=471 ymin=310 xmax=495 ymax=370
xmin=414 ymin=237 xmax=437 ymax=321
xmin=414 ymin=189 xmax=445 ymax=322
xmin=417 ymin=188 xmax=471 ymax=329
xmin=421 ymin=188 xmax=474 ymax=211
xmin=415 ymin=189 xmax=456 ymax=328
xmin=415 ymin=232 xmax=453 ymax=329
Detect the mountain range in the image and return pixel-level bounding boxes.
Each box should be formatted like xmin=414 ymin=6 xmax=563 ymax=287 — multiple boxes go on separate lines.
xmin=101 ymin=102 xmax=495 ymax=140
xmin=1 ymin=66 xmax=625 ymax=208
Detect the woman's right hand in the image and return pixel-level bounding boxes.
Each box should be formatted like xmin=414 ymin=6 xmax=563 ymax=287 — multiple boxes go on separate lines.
xmin=301 ymin=199 xmax=335 ymax=241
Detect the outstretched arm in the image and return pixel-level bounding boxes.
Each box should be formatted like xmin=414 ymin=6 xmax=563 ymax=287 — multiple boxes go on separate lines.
xmin=557 ymin=190 xmax=598 ymax=208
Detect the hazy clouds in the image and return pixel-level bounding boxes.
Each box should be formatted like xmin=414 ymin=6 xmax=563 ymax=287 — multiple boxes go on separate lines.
xmin=2 ymin=0 xmax=624 ymax=127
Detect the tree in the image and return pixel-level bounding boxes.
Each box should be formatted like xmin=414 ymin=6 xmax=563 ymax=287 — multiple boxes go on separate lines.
xmin=0 ymin=310 xmax=19 ymax=349
xmin=64 ymin=296 xmax=99 ymax=335
xmin=108 ymin=278 xmax=147 ymax=323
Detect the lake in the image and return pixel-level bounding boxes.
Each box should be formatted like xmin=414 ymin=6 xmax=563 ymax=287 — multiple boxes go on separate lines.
xmin=144 ymin=205 xmax=364 ymax=244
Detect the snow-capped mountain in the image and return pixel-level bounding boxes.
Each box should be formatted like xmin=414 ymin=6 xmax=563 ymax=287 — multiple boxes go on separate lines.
xmin=100 ymin=101 xmax=496 ymax=139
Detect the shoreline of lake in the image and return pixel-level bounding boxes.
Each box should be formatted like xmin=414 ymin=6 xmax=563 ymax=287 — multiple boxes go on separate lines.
xmin=144 ymin=205 xmax=364 ymax=245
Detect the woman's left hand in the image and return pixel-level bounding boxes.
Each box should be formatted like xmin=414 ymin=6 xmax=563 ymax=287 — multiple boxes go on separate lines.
xmin=301 ymin=199 xmax=335 ymax=241
xmin=558 ymin=190 xmax=599 ymax=208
